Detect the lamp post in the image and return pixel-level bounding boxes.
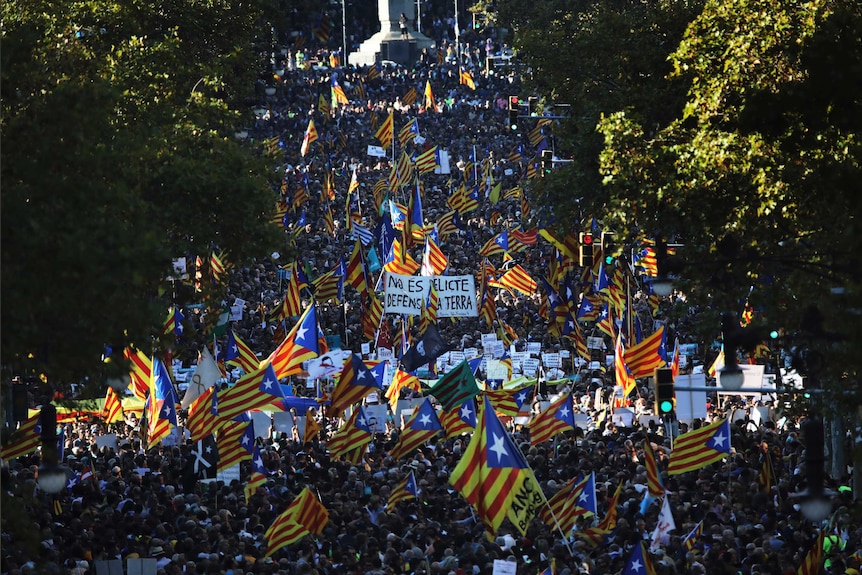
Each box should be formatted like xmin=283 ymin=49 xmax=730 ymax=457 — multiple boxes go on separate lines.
xmin=794 ymin=414 xmax=836 ymax=521
xmin=36 ymin=403 xmax=67 ymax=494
xmin=342 ymin=0 xmax=348 ymax=66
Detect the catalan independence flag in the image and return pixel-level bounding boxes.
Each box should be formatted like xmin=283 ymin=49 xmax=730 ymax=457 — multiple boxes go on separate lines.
xmin=187 ymin=387 xmax=221 ymax=442
xmin=449 ymin=396 xmax=543 ymax=535
xmin=327 ymin=406 xmax=373 ymax=459
xmin=387 ymin=470 xmax=419 ymax=509
xmin=215 ymin=364 xmax=284 ymax=422
xmin=328 ymin=353 xmax=381 ymax=418
xmin=439 ymin=397 xmax=477 ymax=438
xmin=668 ymin=418 xmax=731 ymax=475
xmin=226 ymin=330 xmax=259 ymax=375
xmin=147 ymin=358 xmax=179 ymax=447
xmin=415 ymin=146 xmax=441 ymax=174
xmin=529 ymin=393 xmax=575 ymax=446
xmin=263 ymin=303 xmax=320 ymax=380
xmin=244 ymin=444 xmax=268 ymax=501
xmin=390 ymin=397 xmax=442 ymax=460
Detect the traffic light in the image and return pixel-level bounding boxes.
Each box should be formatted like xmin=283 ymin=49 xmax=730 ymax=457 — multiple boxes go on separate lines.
xmin=508 ymin=96 xmax=520 ymax=130
xmin=654 ymin=367 xmax=675 ymax=415
xmin=601 ymin=232 xmax=615 ymax=265
xmin=579 ymin=232 xmax=594 ymax=268
xmin=541 ymin=149 xmax=553 ymax=176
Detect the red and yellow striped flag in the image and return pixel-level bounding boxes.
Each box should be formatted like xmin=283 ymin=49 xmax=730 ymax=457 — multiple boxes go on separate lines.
xmin=0 ymin=413 xmax=41 ymax=460
xmin=103 ymin=387 xmax=125 ymax=424
xmin=265 ymin=487 xmax=328 ymax=556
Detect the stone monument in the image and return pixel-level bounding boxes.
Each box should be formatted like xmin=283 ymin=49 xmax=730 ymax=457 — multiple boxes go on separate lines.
xmin=348 ymin=0 xmax=435 ymax=68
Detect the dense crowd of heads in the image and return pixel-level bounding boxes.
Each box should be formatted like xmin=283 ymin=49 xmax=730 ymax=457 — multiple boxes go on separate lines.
xmin=3 ymin=30 xmax=860 ymax=575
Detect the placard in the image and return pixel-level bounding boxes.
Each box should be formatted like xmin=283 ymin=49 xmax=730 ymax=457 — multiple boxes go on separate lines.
xmin=364 ymin=404 xmax=389 ymax=433
xmin=522 ymin=358 xmax=540 ymax=377
xmin=541 ymin=353 xmax=562 ymax=368
xmin=127 ymin=559 xmax=157 ymax=575
xmin=463 ymin=347 xmax=480 ymax=359
xmin=486 ymin=359 xmax=510 ymax=381
xmin=481 ymin=333 xmax=498 ymax=345
xmin=526 ymin=342 xmax=542 ymax=356
xmin=573 ymin=413 xmax=592 ymax=431
xmin=251 ymin=412 xmax=272 ymax=439
xmin=587 ymin=337 xmax=604 ymax=350
xmin=367 ymin=145 xmax=387 ymax=157
xmin=273 ymin=412 xmax=295 ymax=433
xmin=492 ymin=560 xmax=517 ymax=575
xmin=361 ymin=342 xmax=371 ymax=355
xmin=384 ymin=273 xmax=477 ymax=317
xmin=612 ymin=407 xmax=635 ymax=428
xmin=95 ymin=433 xmax=118 ymax=451
xmin=306 ymin=349 xmax=352 ymax=379
xmin=434 ymin=149 xmax=451 ymax=175
xmin=230 ymin=298 xmax=245 ymax=321
xmin=377 ymin=348 xmax=394 ymax=360
xmin=449 ymin=351 xmax=466 ymax=364
xmin=160 ymin=427 xmax=182 ymax=447
xmin=674 ymin=373 xmax=709 ymax=423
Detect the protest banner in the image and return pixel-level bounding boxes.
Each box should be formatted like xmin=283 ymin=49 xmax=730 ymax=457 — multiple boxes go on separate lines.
xmin=384 ymin=273 xmax=477 ymax=317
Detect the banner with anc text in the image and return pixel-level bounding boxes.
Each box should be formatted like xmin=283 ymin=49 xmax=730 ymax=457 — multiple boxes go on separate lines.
xmin=384 ymin=272 xmax=477 ymax=317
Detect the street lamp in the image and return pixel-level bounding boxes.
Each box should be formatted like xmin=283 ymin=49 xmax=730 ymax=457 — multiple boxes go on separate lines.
xmin=793 ymin=415 xmax=836 ymax=522
xmin=36 ymin=403 xmax=67 ymax=494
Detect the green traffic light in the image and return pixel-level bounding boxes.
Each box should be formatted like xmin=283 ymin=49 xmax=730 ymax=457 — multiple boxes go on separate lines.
xmin=659 ymin=400 xmax=674 ymax=414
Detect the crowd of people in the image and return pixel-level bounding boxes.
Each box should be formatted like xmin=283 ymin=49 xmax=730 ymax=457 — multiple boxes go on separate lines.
xmin=3 ymin=22 xmax=860 ymax=575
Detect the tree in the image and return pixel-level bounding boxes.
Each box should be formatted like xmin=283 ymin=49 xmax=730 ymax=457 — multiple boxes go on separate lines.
xmin=594 ymin=0 xmax=862 ymax=362
xmin=497 ymin=0 xmax=704 ymax=235
xmin=1 ymin=0 xmax=283 ymax=386
xmin=507 ymin=0 xmax=862 ymax=408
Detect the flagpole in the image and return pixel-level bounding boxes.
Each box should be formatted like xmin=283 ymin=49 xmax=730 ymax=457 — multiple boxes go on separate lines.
xmin=509 ymin=438 xmax=576 ymax=557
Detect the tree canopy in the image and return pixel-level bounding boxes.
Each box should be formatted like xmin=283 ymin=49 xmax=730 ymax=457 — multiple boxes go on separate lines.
xmin=1 ymin=0 xmax=283 ymax=385
xmin=502 ymin=0 xmax=862 ymax=394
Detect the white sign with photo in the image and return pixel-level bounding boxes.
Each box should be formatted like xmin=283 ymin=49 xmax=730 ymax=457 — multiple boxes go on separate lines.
xmin=367 ymin=145 xmax=387 ymax=157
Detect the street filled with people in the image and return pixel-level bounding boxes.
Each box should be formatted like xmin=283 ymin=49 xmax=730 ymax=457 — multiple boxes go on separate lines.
xmin=2 ymin=20 xmax=860 ymax=575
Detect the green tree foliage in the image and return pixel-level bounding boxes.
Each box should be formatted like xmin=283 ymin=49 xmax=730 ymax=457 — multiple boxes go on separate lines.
xmin=506 ymin=0 xmax=862 ymax=394
xmin=595 ymin=0 xmax=862 ymax=369
xmin=1 ymin=0 xmax=283 ymax=385
xmin=498 ymin=0 xmax=704 ymax=235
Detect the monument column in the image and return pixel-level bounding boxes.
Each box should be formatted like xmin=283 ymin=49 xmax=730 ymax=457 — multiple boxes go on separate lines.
xmin=348 ymin=0 xmax=435 ymax=67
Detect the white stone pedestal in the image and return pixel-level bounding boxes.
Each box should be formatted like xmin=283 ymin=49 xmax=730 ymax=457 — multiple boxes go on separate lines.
xmin=348 ymin=0 xmax=435 ymax=67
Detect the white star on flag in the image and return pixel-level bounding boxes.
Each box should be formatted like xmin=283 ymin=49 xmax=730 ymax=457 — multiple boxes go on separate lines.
xmin=460 ymin=402 xmax=473 ymax=420
xmin=489 ymin=433 xmax=508 ymax=463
